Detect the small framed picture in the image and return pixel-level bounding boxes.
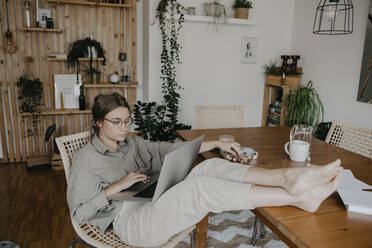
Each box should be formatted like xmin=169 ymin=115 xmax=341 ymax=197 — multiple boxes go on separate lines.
xmin=54 ymin=74 xmax=82 ymax=109
xmin=241 ymin=37 xmax=258 ymax=64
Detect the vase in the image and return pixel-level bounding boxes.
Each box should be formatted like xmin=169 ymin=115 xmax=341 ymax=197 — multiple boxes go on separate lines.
xmin=235 ymin=8 xmax=249 ymax=19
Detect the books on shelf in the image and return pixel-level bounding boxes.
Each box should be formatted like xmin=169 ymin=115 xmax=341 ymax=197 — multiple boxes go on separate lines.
xmin=338 ymin=169 xmax=372 ymax=215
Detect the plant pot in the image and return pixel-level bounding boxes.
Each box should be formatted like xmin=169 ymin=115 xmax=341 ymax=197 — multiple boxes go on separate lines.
xmin=235 ymin=8 xmax=249 ymax=19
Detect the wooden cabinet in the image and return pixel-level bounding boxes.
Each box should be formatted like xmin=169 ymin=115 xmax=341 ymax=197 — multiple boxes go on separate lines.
xmin=261 ymin=73 xmax=301 ymax=127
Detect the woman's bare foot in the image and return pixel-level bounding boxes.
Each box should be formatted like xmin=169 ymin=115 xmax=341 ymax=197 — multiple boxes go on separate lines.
xmin=295 ymin=174 xmax=341 ymax=213
xmin=284 ymin=159 xmax=342 ymax=195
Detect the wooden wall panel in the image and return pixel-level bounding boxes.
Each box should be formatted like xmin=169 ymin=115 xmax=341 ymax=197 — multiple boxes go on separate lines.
xmin=0 ymin=0 xmax=138 ymax=163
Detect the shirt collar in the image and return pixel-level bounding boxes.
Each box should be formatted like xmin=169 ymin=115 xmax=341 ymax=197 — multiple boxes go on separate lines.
xmin=92 ymin=135 xmax=128 ymax=155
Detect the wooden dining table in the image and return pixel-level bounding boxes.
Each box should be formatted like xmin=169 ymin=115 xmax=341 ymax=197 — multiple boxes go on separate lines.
xmin=176 ymin=127 xmax=372 ymax=248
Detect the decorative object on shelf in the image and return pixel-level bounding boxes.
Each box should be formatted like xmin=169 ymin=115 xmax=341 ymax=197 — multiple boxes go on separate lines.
xmin=187 ymin=7 xmax=196 ymax=15
xmin=279 ymin=55 xmax=301 ymax=84
xmin=204 ymin=0 xmax=227 ymax=27
xmin=2 ymin=0 xmax=18 ymax=54
xmin=240 ymin=37 xmax=258 ymax=64
xmin=313 ymin=0 xmax=353 ymax=35
xmin=263 ymin=58 xmax=278 ymax=75
xmin=46 ymin=18 xmax=54 ymax=29
xmin=233 ymin=0 xmax=252 ymax=19
xmin=37 ymin=8 xmax=51 ymax=28
xmin=54 ymin=74 xmax=82 ymax=109
xmin=110 ymin=72 xmax=120 ymax=84
xmin=79 ymin=85 xmax=86 ymax=110
xmin=357 ymin=4 xmax=372 ymax=104
xmin=284 ymin=81 xmax=324 ymax=127
xmin=23 ymin=0 xmax=31 ymax=28
xmin=67 ymin=37 xmax=106 ymax=83
xmin=134 ymin=0 xmax=191 ymax=142
xmin=17 ymin=76 xmax=44 ymax=137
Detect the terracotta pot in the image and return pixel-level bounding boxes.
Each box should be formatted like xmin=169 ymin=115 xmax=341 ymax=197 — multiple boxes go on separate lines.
xmin=235 ymin=8 xmax=249 ymax=19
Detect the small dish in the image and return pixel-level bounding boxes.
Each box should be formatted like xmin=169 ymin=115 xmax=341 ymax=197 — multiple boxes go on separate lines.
xmin=220 ymin=146 xmax=258 ymax=165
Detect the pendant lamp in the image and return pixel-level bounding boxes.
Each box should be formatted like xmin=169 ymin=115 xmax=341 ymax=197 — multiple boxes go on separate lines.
xmin=313 ymin=0 xmax=354 ymax=35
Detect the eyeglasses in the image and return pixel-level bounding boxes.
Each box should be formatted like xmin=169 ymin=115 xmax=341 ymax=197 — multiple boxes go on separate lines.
xmin=104 ymin=116 xmax=133 ymax=129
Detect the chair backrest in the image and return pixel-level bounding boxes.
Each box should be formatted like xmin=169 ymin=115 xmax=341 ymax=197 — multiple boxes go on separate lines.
xmin=195 ymin=106 xmax=244 ymax=129
xmin=325 ymin=121 xmax=372 ymax=159
xmin=55 ymin=131 xmax=91 ymax=183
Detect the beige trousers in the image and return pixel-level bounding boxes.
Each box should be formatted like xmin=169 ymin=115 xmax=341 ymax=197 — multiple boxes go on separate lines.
xmin=113 ymin=158 xmax=252 ymax=247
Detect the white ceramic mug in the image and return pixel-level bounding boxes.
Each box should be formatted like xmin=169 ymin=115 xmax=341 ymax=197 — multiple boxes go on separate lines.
xmin=284 ymin=140 xmax=310 ymax=162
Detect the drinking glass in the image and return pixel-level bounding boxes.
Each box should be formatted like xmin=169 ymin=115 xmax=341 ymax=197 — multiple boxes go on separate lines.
xmin=290 ymin=124 xmax=313 ymax=162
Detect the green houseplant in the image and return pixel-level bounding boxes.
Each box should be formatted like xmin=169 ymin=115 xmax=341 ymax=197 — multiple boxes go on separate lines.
xmin=284 ymin=81 xmax=324 ymax=127
xmin=17 ymin=76 xmax=44 ymax=136
xmin=233 ymin=0 xmax=252 ymax=19
xmin=134 ymin=0 xmax=190 ymax=142
xmin=67 ymin=37 xmax=106 ymax=83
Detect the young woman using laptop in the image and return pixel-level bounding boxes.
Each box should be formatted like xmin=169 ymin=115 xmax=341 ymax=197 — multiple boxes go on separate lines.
xmin=67 ymin=93 xmax=342 ymax=247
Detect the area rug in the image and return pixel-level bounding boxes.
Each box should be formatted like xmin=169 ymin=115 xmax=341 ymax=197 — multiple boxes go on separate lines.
xmin=176 ymin=210 xmax=288 ymax=248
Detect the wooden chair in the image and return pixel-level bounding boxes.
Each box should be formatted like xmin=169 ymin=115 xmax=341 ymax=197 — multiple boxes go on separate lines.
xmin=56 ymin=131 xmax=195 ymax=248
xmin=195 ymin=106 xmax=244 ymax=129
xmin=325 ymin=121 xmax=372 ymax=159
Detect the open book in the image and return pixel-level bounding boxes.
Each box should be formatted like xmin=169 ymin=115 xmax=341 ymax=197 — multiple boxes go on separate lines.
xmin=338 ymin=169 xmax=372 ymax=215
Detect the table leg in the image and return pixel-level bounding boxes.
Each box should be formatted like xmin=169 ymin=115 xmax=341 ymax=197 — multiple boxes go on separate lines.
xmin=195 ymin=215 xmax=208 ymax=248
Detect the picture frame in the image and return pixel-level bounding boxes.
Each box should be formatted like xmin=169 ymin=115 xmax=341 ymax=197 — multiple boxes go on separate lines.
xmin=241 ymin=37 xmax=258 ymax=64
xmin=54 ymin=74 xmax=82 ymax=109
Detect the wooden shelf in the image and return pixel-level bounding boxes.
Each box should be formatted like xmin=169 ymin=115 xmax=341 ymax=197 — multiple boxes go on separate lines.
xmin=47 ymin=57 xmax=105 ymax=61
xmin=84 ymin=82 xmax=138 ymax=88
xmin=20 ymin=27 xmax=63 ymax=33
xmin=184 ymin=15 xmax=257 ymax=26
xmin=20 ymin=109 xmax=92 ymax=117
xmin=48 ymin=0 xmax=131 ymax=8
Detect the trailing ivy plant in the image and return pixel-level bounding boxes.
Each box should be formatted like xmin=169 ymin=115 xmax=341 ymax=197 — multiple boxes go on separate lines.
xmin=133 ymin=0 xmax=190 ymax=142
xmin=284 ymin=81 xmax=324 ymax=127
xmin=17 ymin=76 xmax=44 ymax=136
xmin=67 ymin=37 xmax=106 ymax=83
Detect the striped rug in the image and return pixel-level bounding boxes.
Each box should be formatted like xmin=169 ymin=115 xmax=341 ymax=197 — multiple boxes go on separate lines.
xmin=176 ymin=210 xmax=287 ymax=248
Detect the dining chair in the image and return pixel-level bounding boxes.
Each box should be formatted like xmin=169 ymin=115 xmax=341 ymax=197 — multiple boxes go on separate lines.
xmin=325 ymin=121 xmax=372 ymax=159
xmin=195 ymin=106 xmax=244 ymax=129
xmin=56 ymin=131 xmax=196 ymax=248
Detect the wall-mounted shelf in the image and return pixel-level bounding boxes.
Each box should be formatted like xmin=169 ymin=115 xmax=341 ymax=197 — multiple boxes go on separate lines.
xmin=84 ymin=83 xmax=138 ymax=88
xmin=48 ymin=0 xmax=131 ymax=8
xmin=20 ymin=27 xmax=63 ymax=33
xmin=20 ymin=109 xmax=92 ymax=117
xmin=47 ymin=57 xmax=105 ymax=61
xmin=184 ymin=15 xmax=257 ymax=26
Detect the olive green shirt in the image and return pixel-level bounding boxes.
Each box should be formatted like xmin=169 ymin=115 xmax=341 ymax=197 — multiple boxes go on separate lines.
xmin=67 ymin=135 xmax=184 ymax=232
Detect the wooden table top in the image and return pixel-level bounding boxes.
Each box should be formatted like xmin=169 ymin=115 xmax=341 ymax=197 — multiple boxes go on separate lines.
xmin=177 ymin=127 xmax=372 ymax=248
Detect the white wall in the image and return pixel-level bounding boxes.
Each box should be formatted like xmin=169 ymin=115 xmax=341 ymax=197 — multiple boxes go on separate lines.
xmin=291 ymin=0 xmax=372 ymax=129
xmin=144 ymin=0 xmax=295 ymax=127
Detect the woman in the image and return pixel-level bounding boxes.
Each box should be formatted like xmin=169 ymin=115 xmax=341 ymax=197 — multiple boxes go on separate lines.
xmin=67 ymin=93 xmax=342 ymax=247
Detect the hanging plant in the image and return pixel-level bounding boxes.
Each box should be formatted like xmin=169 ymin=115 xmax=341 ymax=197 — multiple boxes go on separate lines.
xmin=133 ymin=0 xmax=190 ymax=142
xmin=17 ymin=76 xmax=44 ymax=136
xmin=67 ymin=37 xmax=106 ymax=83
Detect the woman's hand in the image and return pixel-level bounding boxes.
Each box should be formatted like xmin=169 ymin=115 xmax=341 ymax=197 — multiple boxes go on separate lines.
xmin=216 ymin=141 xmax=242 ymax=156
xmin=104 ymin=171 xmax=148 ymax=199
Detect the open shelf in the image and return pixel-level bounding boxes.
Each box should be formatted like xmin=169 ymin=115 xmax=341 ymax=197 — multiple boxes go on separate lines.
xmin=20 ymin=27 xmax=63 ymax=33
xmin=20 ymin=109 xmax=92 ymax=117
xmin=48 ymin=0 xmax=131 ymax=8
xmin=47 ymin=57 xmax=105 ymax=61
xmin=84 ymin=82 xmax=138 ymax=88
xmin=184 ymin=15 xmax=257 ymax=26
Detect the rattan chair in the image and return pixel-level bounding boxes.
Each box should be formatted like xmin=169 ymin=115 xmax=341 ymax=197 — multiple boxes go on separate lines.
xmin=325 ymin=121 xmax=372 ymax=159
xmin=56 ymin=131 xmax=196 ymax=248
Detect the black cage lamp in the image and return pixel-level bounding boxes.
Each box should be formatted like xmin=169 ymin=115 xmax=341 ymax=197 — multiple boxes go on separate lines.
xmin=313 ymin=0 xmax=354 ymax=35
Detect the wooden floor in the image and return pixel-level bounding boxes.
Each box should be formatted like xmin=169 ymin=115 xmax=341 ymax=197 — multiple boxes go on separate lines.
xmin=0 ymin=163 xmax=86 ymax=248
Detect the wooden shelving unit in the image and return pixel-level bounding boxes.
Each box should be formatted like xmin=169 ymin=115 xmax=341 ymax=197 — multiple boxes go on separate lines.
xmin=20 ymin=109 xmax=92 ymax=117
xmin=20 ymin=27 xmax=63 ymax=33
xmin=47 ymin=57 xmax=105 ymax=61
xmin=47 ymin=0 xmax=131 ymax=8
xmin=261 ymin=70 xmax=302 ymax=127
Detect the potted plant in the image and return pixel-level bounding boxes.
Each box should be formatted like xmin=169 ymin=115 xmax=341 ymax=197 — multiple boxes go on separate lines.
xmin=17 ymin=76 xmax=44 ymax=137
xmin=204 ymin=0 xmax=227 ymax=27
xmin=284 ymin=81 xmax=324 ymax=127
xmin=233 ymin=0 xmax=253 ymax=19
xmin=67 ymin=37 xmax=106 ymax=83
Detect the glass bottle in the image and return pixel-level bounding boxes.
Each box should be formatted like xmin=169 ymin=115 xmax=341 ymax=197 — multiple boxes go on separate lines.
xmin=79 ymin=86 xmax=86 ymax=110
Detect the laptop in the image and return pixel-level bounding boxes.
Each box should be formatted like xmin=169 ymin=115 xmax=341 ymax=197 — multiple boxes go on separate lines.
xmin=111 ymin=135 xmax=204 ymax=203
